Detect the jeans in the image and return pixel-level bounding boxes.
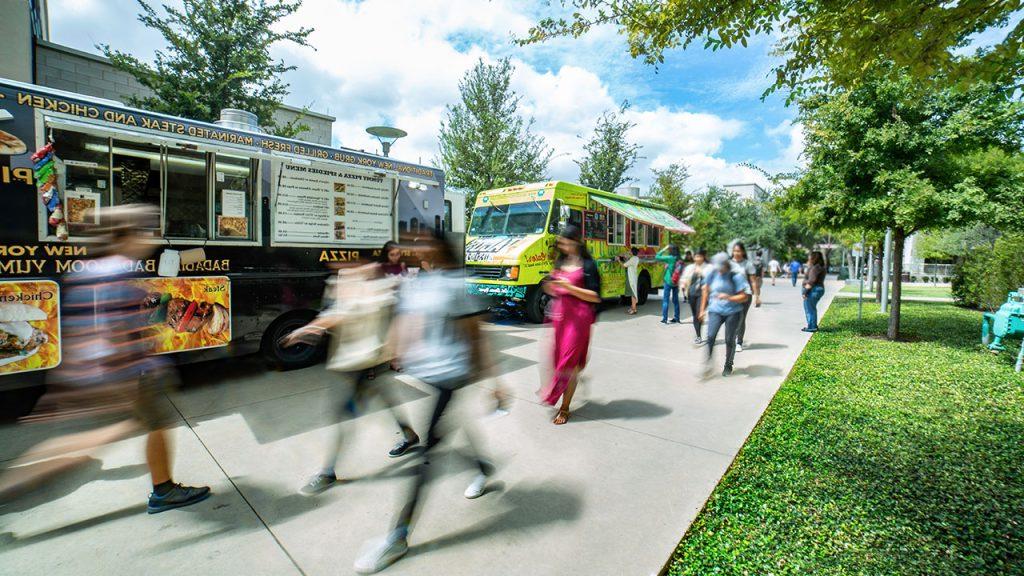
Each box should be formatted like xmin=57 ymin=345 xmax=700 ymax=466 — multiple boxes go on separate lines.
xmin=803 ymin=285 xmax=824 ymax=330
xmin=706 ymin=310 xmax=741 ymax=369
xmin=687 ymin=284 xmax=704 ymax=337
xmin=736 ymin=297 xmax=752 ymax=345
xmin=661 ymin=283 xmax=679 ymax=321
xmin=791 ymin=272 xmax=798 ymax=286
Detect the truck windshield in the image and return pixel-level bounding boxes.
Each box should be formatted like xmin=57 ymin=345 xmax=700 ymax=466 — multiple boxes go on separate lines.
xmin=469 ymin=200 xmax=551 ymax=236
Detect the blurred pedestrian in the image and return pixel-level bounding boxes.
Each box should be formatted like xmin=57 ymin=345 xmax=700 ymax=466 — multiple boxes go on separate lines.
xmin=730 ymin=242 xmax=759 ymax=351
xmin=539 ymin=224 xmax=601 ymax=425
xmin=619 ymin=247 xmax=640 ymax=314
xmin=380 ymin=240 xmax=407 ymax=277
xmin=681 ymin=250 xmax=694 ymax=303
xmin=0 ymin=205 xmax=210 ymax=513
xmin=282 ymin=262 xmax=420 ymax=496
xmin=789 ymin=258 xmax=801 ymax=287
xmin=802 ymin=251 xmax=827 ymax=332
xmin=768 ymin=257 xmax=781 ymax=286
xmin=355 ymin=233 xmax=497 ymax=573
xmin=681 ymin=249 xmax=712 ymax=344
xmin=700 ymin=252 xmax=751 ymax=378
xmin=656 ymin=244 xmax=682 ymax=324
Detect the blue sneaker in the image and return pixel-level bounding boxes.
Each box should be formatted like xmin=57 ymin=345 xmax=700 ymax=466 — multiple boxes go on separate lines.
xmin=147 ymin=483 xmax=211 ymax=514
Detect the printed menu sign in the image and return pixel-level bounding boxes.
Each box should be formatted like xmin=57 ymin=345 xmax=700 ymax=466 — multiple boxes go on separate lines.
xmin=0 ymin=280 xmax=61 ymax=375
xmin=133 ymin=276 xmax=231 ymax=354
xmin=273 ymin=161 xmax=393 ymax=245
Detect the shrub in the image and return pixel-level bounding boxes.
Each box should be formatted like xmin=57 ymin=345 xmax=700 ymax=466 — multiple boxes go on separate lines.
xmin=952 ymin=233 xmax=1024 ymax=309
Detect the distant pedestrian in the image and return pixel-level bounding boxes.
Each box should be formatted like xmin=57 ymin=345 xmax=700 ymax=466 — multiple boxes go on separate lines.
xmin=682 ymin=250 xmax=694 ymax=303
xmin=789 ymin=259 xmax=801 ymax=287
xmin=681 ymin=249 xmax=712 ymax=344
xmin=354 ymin=234 xmax=497 ymax=573
xmin=802 ymin=251 xmax=827 ymax=332
xmin=768 ymin=257 xmax=781 ymax=286
xmin=380 ymin=240 xmax=407 ymax=277
xmin=730 ymin=242 xmax=760 ymax=351
xmin=656 ymin=244 xmax=682 ymax=324
xmin=282 ymin=263 xmax=421 ymax=497
xmin=540 ymin=224 xmax=601 ymax=425
xmin=619 ymin=247 xmax=640 ymax=314
xmin=700 ymin=252 xmax=751 ymax=378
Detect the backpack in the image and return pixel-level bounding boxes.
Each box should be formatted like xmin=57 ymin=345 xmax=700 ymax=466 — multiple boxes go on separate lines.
xmin=670 ymin=260 xmax=684 ymax=286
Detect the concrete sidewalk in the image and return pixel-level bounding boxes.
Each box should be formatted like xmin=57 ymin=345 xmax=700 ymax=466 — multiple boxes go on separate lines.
xmin=0 ymin=280 xmax=839 ymax=576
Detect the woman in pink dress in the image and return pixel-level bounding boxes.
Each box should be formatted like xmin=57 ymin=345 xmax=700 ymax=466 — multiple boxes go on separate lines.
xmin=539 ymin=225 xmax=601 ymax=425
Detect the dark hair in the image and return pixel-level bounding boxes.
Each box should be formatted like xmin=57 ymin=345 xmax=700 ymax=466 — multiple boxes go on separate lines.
xmin=809 ymin=251 xmax=824 ymax=267
xmin=630 ymin=247 xmax=639 ymax=256
xmin=379 ymin=240 xmax=400 ymax=264
xmin=732 ymin=241 xmax=747 ymax=259
xmin=667 ymin=244 xmax=680 ymax=258
xmin=555 ymin=224 xmax=594 ymax=268
xmin=694 ymin=248 xmax=707 ymax=259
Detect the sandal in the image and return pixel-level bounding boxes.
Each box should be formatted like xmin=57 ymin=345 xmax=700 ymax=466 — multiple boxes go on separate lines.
xmin=553 ymin=409 xmax=570 ymax=425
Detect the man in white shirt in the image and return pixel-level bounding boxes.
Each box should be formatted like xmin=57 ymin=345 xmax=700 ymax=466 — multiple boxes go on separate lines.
xmin=768 ymin=257 xmax=781 ymax=286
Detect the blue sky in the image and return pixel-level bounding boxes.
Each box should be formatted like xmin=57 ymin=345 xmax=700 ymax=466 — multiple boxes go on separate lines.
xmin=49 ymin=0 xmax=803 ymax=190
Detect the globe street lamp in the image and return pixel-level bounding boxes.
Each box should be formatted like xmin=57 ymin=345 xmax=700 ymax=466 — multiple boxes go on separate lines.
xmin=366 ymin=126 xmax=407 ymax=157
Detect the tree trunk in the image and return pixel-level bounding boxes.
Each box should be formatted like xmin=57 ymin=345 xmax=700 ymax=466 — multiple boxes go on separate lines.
xmin=887 ymin=229 xmax=905 ymax=340
xmin=874 ymin=241 xmax=884 ymax=303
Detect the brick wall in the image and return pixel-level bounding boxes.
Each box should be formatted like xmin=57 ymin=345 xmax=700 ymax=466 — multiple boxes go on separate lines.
xmin=33 ymin=40 xmax=335 ymax=146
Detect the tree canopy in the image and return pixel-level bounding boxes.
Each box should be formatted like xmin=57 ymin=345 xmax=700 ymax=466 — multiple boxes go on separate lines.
xmin=438 ymin=58 xmax=552 ymax=213
xmin=101 ymin=0 xmax=313 ymax=137
xmin=576 ymin=105 xmax=642 ymax=192
xmin=521 ymin=1 xmax=1024 ymax=98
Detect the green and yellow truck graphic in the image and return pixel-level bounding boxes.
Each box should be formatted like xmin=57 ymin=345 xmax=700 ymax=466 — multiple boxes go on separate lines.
xmin=464 ymin=181 xmax=694 ymax=322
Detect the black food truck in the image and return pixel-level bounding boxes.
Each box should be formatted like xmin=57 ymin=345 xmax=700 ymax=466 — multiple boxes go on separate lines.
xmin=0 ymin=78 xmax=445 ymax=402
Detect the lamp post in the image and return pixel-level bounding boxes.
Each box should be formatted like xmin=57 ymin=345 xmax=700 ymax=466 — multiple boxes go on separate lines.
xmin=366 ymin=126 xmax=407 ymax=157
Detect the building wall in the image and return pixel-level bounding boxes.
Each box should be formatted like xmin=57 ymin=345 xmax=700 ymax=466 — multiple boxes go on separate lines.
xmin=0 ymin=1 xmax=35 ymax=82
xmin=32 ymin=40 xmax=335 ymax=146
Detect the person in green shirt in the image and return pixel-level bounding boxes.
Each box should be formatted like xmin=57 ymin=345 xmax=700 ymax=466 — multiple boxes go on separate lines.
xmin=656 ymin=244 xmax=682 ymax=323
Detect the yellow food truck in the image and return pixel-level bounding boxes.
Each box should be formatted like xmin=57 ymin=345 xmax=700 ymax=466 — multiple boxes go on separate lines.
xmin=464 ymin=181 xmax=693 ymax=322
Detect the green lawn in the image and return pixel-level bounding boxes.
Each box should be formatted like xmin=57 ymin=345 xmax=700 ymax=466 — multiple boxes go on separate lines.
xmin=667 ymin=300 xmax=1024 ymax=575
xmin=839 ymin=283 xmax=952 ymax=299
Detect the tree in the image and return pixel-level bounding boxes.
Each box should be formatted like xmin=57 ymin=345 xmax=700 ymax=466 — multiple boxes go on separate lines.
xmin=576 ymin=104 xmax=642 ymax=191
xmin=521 ymin=1 xmax=1024 ymax=98
xmin=648 ymin=163 xmax=693 ymax=244
xmin=100 ymin=0 xmax=313 ymax=137
xmin=439 ymin=58 xmax=552 ymax=213
xmin=783 ymin=69 xmax=1024 ymax=339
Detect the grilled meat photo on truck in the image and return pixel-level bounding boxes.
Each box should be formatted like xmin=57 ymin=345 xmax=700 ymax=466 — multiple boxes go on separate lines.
xmin=142 ymin=293 xmax=228 ymax=336
xmin=0 ymin=303 xmax=49 ymax=367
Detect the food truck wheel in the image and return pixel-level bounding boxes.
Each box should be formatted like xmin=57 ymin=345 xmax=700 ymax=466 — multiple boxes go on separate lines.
xmin=261 ymin=311 xmax=325 ymax=370
xmin=524 ymin=286 xmax=550 ymax=324
xmin=636 ymin=272 xmax=652 ymax=305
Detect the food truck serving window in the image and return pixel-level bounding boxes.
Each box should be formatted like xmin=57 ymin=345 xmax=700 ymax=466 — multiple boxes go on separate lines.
xmin=44 ymin=123 xmax=258 ymax=243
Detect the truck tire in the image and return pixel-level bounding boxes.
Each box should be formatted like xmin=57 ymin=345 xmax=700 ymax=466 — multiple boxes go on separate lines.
xmin=636 ymin=272 xmax=652 ymax=305
xmin=261 ymin=311 xmax=324 ymax=370
xmin=524 ymin=285 xmax=549 ymax=324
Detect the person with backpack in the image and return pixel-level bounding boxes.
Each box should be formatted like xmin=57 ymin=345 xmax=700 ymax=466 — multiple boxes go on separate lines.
xmin=355 ymin=233 xmax=497 ymax=573
xmin=700 ymin=252 xmax=751 ymax=377
xmin=656 ymin=244 xmax=683 ymax=324
xmin=681 ymin=249 xmax=713 ymax=344
xmin=540 ymin=224 xmax=601 ymax=425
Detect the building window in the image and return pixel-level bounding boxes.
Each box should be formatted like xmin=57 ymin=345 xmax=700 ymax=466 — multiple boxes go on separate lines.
xmin=213 ymin=153 xmax=256 ymax=240
xmin=607 ymin=211 xmax=625 ymax=245
xmin=443 ymin=199 xmax=453 ymax=232
xmin=51 ymin=129 xmax=110 ymax=235
xmin=164 ymin=147 xmax=209 ymax=239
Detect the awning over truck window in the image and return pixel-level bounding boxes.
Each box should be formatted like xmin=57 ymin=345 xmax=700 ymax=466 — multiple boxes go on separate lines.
xmin=591 ymin=195 xmax=694 ymax=234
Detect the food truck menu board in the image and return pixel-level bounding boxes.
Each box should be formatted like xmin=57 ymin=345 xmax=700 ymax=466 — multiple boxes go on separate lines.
xmin=0 ymin=280 xmax=61 ymax=375
xmin=273 ymin=161 xmax=393 ymax=246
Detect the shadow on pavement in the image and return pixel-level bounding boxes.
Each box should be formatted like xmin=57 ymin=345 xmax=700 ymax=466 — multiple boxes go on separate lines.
xmin=0 ymin=457 xmax=149 ymax=515
xmin=732 ymin=365 xmax=783 ymax=378
xmin=738 ymin=342 xmax=789 ymax=351
xmin=1 ymin=502 xmax=148 ymax=550
xmin=574 ymin=398 xmax=673 ymax=421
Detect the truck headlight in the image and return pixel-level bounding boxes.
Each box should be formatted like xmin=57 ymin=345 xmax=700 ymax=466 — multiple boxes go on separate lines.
xmin=502 ymin=266 xmax=519 ymax=280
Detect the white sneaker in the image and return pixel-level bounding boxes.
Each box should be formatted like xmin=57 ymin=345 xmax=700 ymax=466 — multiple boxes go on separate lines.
xmin=464 ymin=473 xmax=487 ymax=499
xmin=736 ymin=343 xmax=744 ymax=352
xmin=354 ymin=532 xmax=408 ymax=574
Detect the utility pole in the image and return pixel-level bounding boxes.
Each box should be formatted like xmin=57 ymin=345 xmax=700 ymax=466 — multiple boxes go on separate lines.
xmin=881 ymin=228 xmax=892 ymax=314
xmin=867 ymin=246 xmax=874 ymax=290
xmin=856 ymin=233 xmax=865 ymax=321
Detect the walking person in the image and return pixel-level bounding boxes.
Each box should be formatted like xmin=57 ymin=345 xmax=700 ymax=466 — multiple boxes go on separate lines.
xmin=700 ymin=253 xmax=751 ymax=378
xmin=619 ymin=247 xmax=640 ymax=314
xmin=374 ymin=241 xmax=405 ymax=377
xmin=0 ymin=205 xmax=210 ymax=513
xmin=681 ymin=250 xmax=694 ymax=303
xmin=730 ymin=242 xmax=760 ymax=351
xmin=681 ymin=249 xmax=712 ymax=344
xmin=539 ymin=225 xmax=601 ymax=425
xmin=656 ymin=244 xmax=682 ymax=324
xmin=282 ymin=262 xmax=420 ymax=496
xmin=354 ymin=233 xmax=497 ymax=573
xmin=789 ymin=258 xmax=801 ymax=287
xmin=802 ymin=251 xmax=827 ymax=332
xmin=768 ymin=257 xmax=781 ymax=286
